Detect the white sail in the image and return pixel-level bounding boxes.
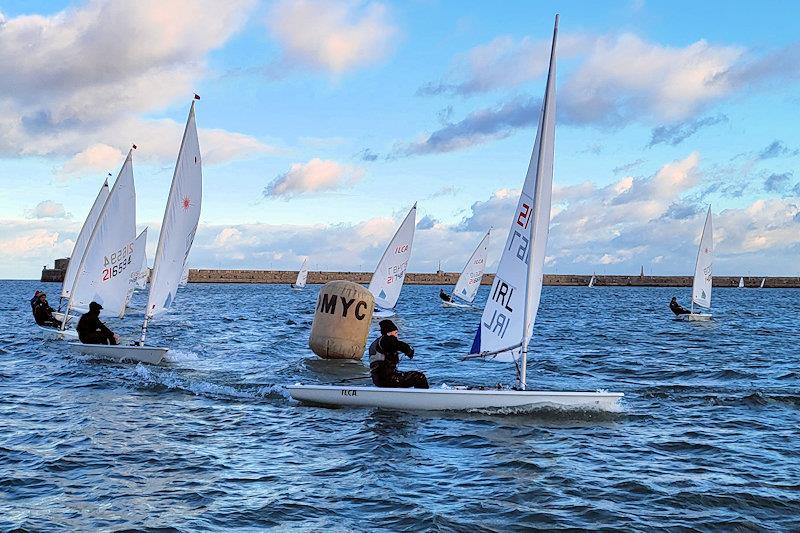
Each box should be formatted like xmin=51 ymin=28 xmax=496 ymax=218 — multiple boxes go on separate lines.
xmin=738 ymin=276 xmax=744 ymax=288
xmin=179 ymin=264 xmax=189 ymax=287
xmin=295 ymin=258 xmax=309 ymax=288
xmin=470 ymin=16 xmax=557 ymax=367
xmin=691 ymin=207 xmax=713 ymax=309
xmin=125 ymin=228 xmax=148 ymax=306
xmin=67 ymin=151 xmax=137 ymax=318
xmin=760 ymin=278 xmax=765 ymax=288
xmin=452 ymin=230 xmax=491 ymax=304
xmin=145 ymin=100 xmax=202 ymax=319
xmin=136 ymin=250 xmax=149 ymax=290
xmin=61 ymin=180 xmax=110 ymax=299
xmin=588 ymin=274 xmax=595 ymax=288
xmin=368 ymin=204 xmax=417 ymax=310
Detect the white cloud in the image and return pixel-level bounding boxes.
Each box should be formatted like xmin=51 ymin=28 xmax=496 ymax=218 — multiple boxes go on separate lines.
xmin=0 ymin=0 xmax=270 ymax=167
xmin=267 ymin=0 xmax=398 ymax=74
xmin=264 ymin=158 xmax=365 ymax=198
xmin=28 ymin=201 xmax=70 ymax=219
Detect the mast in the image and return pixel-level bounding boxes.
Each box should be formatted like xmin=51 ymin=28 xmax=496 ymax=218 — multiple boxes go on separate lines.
xmin=520 ymin=14 xmax=558 ymax=390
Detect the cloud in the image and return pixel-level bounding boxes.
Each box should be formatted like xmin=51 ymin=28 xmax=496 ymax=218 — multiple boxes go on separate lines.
xmin=612 ymin=159 xmax=645 ymax=174
xmin=267 ymin=0 xmax=398 ymax=74
xmin=764 ymin=172 xmax=793 ymax=193
xmin=418 ymin=33 xmax=590 ymax=97
xmin=356 ymin=148 xmax=379 ymax=162
xmin=758 ymin=140 xmax=799 ymax=160
xmin=648 ymin=114 xmax=728 ymax=147
xmin=27 ymin=201 xmax=70 ymax=219
xmin=416 ymin=215 xmax=437 ymax=230
xmin=264 ymin=158 xmax=365 ymax=198
xmin=392 ymin=96 xmax=539 ymax=156
xmin=0 ymin=1 xmax=269 ymax=166
xmin=59 ymin=143 xmax=124 ymax=176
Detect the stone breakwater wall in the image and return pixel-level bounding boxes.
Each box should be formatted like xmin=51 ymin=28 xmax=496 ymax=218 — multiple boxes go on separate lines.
xmin=188 ymin=269 xmax=800 ymax=288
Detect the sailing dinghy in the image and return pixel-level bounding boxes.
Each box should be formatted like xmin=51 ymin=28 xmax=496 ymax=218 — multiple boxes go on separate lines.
xmin=291 ymin=258 xmax=309 ymax=290
xmin=69 ymin=97 xmax=202 ymax=364
xmin=760 ymin=278 xmax=766 ymax=288
xmin=289 ymin=16 xmax=623 ymax=412
xmin=368 ymin=204 xmax=417 ymax=318
xmin=677 ymin=206 xmax=713 ymax=321
xmin=441 ymin=229 xmax=490 ymax=309
xmin=738 ymin=276 xmax=745 ymax=288
xmin=588 ymin=273 xmax=596 ymax=288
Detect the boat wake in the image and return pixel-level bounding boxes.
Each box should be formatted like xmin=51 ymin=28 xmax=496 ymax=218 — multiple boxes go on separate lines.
xmin=130 ymin=364 xmax=289 ymax=401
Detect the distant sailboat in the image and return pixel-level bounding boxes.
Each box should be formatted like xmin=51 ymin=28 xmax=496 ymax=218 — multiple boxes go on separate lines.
xmin=291 ymin=258 xmax=309 ymax=290
xmin=760 ymin=277 xmax=766 ymax=288
xmin=588 ymin=273 xmax=596 ymax=288
xmin=368 ymin=204 xmax=417 ymax=318
xmin=289 ymin=15 xmax=623 ymax=412
xmin=678 ymin=206 xmax=713 ymax=321
xmin=179 ymin=264 xmax=190 ymax=287
xmin=69 ymin=97 xmax=202 ymax=364
xmin=440 ymin=229 xmax=491 ymax=308
xmin=738 ymin=276 xmax=745 ymax=288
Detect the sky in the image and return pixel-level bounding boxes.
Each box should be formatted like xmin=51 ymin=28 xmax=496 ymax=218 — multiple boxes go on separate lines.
xmin=1 ymin=0 xmax=799 ymax=279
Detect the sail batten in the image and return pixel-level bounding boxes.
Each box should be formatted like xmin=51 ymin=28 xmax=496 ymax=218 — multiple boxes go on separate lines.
xmin=691 ymin=207 xmax=713 ymax=309
xmin=368 ymin=205 xmax=417 ymax=310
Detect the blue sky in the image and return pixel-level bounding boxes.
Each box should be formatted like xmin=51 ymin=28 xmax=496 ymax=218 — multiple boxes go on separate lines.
xmin=1 ymin=0 xmax=799 ymax=278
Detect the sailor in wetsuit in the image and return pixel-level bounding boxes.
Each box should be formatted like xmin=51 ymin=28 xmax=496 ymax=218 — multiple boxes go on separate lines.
xmin=368 ymin=319 xmax=429 ymax=389
xmin=32 ymin=292 xmax=62 ymax=328
xmin=669 ymin=296 xmax=691 ymax=316
xmin=439 ymin=289 xmax=451 ymax=303
xmin=77 ymin=301 xmax=119 ymax=345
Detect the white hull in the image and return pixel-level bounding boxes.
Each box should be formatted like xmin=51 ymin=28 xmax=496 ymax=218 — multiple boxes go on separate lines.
xmin=67 ymin=342 xmax=167 ymax=364
xmin=676 ymin=312 xmax=712 ymax=321
xmin=442 ymin=299 xmax=474 ymax=309
xmin=287 ymin=385 xmax=623 ymax=412
xmin=37 ymin=325 xmax=78 ymax=340
xmin=373 ymin=308 xmax=396 ymax=319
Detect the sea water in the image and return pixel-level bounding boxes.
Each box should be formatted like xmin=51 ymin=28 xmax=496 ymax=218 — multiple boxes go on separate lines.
xmin=1 ymin=280 xmax=798 ymax=530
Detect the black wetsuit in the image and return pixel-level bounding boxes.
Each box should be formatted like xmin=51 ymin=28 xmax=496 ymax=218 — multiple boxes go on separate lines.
xmin=368 ymin=335 xmax=429 ymax=389
xmin=439 ymin=289 xmax=451 ymax=303
xmin=33 ymin=301 xmax=61 ymax=328
xmin=669 ymin=299 xmax=691 ymax=316
xmin=77 ymin=311 xmax=117 ymax=345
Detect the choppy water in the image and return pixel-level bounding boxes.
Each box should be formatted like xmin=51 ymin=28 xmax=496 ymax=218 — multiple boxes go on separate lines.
xmin=1 ymin=280 xmax=798 ymax=531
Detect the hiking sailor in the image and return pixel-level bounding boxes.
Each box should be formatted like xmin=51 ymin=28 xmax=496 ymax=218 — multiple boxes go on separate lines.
xmin=368 ymin=319 xmax=429 ymax=389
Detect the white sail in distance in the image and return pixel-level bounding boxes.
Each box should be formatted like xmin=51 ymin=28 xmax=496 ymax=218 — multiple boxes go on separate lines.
xmin=126 ymin=228 xmax=148 ymax=307
xmin=588 ymin=274 xmax=595 ymax=288
xmin=452 ymin=230 xmax=491 ymax=304
xmin=295 ymin=258 xmax=309 ymax=288
xmin=691 ymin=207 xmax=713 ymax=309
xmin=61 ymin=179 xmax=110 ymax=300
xmin=67 ymin=150 xmax=137 ymax=318
xmin=136 ymin=248 xmax=149 ymax=290
xmin=145 ymin=100 xmax=202 ymax=319
xmin=760 ymin=278 xmax=765 ymax=288
xmin=738 ymin=276 xmax=744 ymax=288
xmin=368 ymin=204 xmax=417 ymax=310
xmin=179 ymin=264 xmax=189 ymax=287
xmin=470 ymin=15 xmax=558 ymax=364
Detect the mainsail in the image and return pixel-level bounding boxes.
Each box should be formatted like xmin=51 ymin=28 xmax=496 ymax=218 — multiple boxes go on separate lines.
xmin=368 ymin=204 xmax=417 ymax=310
xmin=691 ymin=207 xmax=713 ymax=309
xmin=451 ymin=230 xmax=491 ymax=304
xmin=144 ymin=99 xmax=202 ymax=323
xmin=61 ymin=179 xmax=110 ymax=300
xmin=295 ymin=258 xmax=309 ymax=288
xmin=469 ymin=15 xmax=558 ymax=374
xmin=65 ymin=150 xmax=137 ymax=319
xmin=738 ymin=276 xmax=744 ymax=288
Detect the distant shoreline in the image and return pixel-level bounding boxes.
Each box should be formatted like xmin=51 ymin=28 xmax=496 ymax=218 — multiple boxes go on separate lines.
xmin=37 ymin=266 xmax=799 ymax=287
